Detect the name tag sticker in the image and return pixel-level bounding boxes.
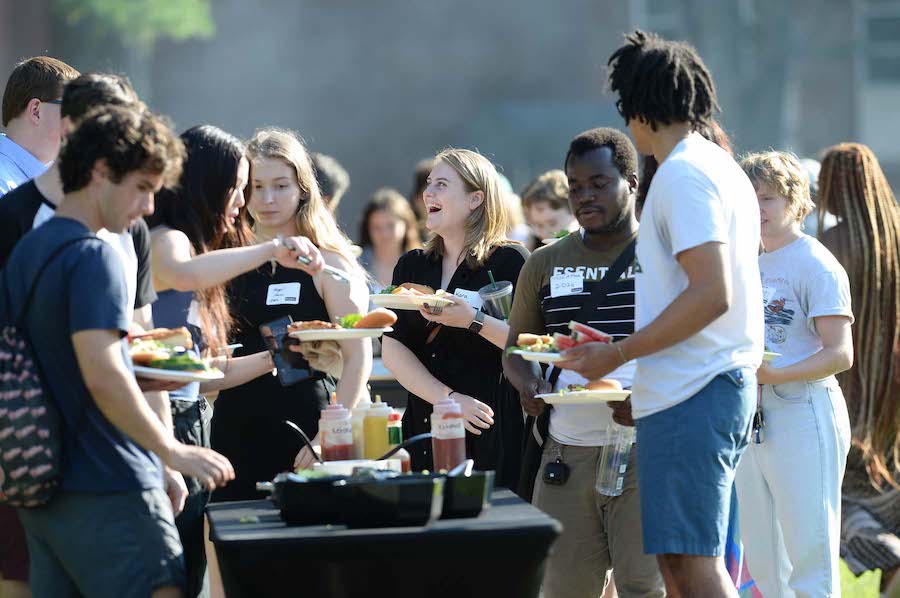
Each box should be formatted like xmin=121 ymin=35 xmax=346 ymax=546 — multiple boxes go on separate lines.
xmin=266 ymin=283 xmax=301 ymax=306
xmin=550 ymin=273 xmax=583 ymax=298
xmin=453 ymin=288 xmax=483 ymax=310
xmin=186 ymin=300 xmax=202 ymax=327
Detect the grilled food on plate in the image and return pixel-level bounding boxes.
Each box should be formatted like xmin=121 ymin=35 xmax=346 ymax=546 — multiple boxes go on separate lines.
xmin=128 ymin=327 xmax=213 ymax=372
xmin=287 ymin=309 xmax=398 ymax=333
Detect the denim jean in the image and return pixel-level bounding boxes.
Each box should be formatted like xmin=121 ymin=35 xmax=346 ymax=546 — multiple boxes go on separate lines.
xmin=735 ymin=378 xmax=851 ymax=598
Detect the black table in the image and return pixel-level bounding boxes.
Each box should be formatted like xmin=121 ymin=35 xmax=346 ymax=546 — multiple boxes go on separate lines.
xmin=207 ymin=489 xmax=561 ymax=598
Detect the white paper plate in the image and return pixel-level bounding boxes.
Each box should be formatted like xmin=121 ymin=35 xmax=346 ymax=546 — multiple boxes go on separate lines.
xmin=510 ymin=349 xmax=564 ymax=364
xmin=133 ymin=365 xmax=224 ymax=382
xmin=289 ymin=327 xmax=393 ymax=341
xmin=536 ymin=389 xmax=631 ymax=404
xmin=541 ymin=238 xmax=560 ymax=246
xmin=762 ymin=351 xmax=781 ymax=362
xmin=370 ymin=294 xmax=454 ymax=311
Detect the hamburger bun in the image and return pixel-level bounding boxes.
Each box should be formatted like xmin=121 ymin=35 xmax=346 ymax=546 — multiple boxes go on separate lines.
xmin=394 ymin=282 xmax=435 ymax=296
xmin=287 ymin=320 xmax=340 ymax=332
xmin=586 ymin=379 xmax=623 ymax=391
xmin=131 ymin=348 xmax=172 ymax=366
xmin=353 ymin=308 xmax=398 ymax=329
xmin=131 ymin=327 xmax=193 ymax=350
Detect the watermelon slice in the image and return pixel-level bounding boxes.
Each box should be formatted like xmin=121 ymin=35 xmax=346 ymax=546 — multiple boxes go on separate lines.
xmin=553 ymin=333 xmax=578 ymax=351
xmin=568 ymin=321 xmax=613 ymax=344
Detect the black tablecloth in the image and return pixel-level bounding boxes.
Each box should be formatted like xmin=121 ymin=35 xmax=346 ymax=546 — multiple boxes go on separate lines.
xmin=207 ymin=489 xmax=561 ymax=598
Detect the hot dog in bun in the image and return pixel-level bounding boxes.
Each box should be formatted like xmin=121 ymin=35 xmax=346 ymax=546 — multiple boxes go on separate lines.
xmin=586 ymin=379 xmax=623 ymax=391
xmin=353 ymin=308 xmax=397 ymax=329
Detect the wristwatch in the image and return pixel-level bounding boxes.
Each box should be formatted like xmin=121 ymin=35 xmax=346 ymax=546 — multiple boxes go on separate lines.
xmin=468 ymin=310 xmax=485 ymax=334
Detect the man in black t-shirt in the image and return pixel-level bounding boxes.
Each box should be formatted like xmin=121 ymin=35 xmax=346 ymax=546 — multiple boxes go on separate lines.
xmin=0 ymin=179 xmax=156 ymax=315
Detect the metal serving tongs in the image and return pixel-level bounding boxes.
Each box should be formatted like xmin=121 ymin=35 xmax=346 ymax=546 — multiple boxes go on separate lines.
xmin=276 ymin=235 xmax=353 ymax=284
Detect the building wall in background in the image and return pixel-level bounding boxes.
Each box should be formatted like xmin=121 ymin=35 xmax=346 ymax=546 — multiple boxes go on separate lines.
xmin=0 ymin=0 xmax=895 ymax=239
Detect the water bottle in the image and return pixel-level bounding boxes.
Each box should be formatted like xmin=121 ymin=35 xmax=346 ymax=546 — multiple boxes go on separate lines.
xmin=595 ymin=423 xmax=635 ymax=496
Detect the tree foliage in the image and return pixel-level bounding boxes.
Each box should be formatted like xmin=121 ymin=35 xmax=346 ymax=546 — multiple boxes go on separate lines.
xmin=54 ymin=0 xmax=214 ymax=50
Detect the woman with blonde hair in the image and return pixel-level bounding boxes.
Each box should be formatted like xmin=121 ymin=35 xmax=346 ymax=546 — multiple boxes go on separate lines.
xmin=735 ymin=150 xmax=853 ymax=597
xmin=358 ymin=187 xmax=422 ymax=291
xmin=381 ymin=148 xmax=529 ymax=486
xmin=210 ymin=128 xmax=372 ymax=501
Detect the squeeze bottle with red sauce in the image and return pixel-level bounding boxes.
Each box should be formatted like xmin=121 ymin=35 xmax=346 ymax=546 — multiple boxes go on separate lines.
xmin=387 ymin=410 xmax=411 ymax=472
xmin=430 ymin=396 xmax=466 ymax=471
xmin=319 ymin=394 xmax=354 ymax=461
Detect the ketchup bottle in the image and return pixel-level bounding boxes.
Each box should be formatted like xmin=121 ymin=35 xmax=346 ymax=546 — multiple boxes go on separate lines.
xmin=430 ymin=397 xmax=466 ymax=472
xmin=319 ymin=394 xmax=353 ymax=461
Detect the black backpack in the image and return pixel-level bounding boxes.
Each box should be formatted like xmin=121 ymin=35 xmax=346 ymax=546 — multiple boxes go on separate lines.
xmin=0 ymin=236 xmax=94 ymax=507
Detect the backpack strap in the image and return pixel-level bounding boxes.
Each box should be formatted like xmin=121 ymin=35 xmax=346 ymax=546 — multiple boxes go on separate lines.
xmin=546 ymin=238 xmax=636 ymax=387
xmin=14 ymin=236 xmax=97 ymax=327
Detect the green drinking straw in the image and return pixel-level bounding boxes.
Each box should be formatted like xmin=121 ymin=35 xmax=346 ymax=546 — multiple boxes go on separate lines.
xmin=488 ymin=270 xmax=497 ymax=290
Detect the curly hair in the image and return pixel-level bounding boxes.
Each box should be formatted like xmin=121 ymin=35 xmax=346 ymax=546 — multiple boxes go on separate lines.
xmin=521 ymin=170 xmax=569 ymax=211
xmin=741 ymin=151 xmax=815 ymax=226
xmin=59 ymin=104 xmax=183 ymax=194
xmin=61 ymin=72 xmax=141 ymax=122
xmin=608 ymin=30 xmax=720 ymax=131
xmin=565 ymin=127 xmax=639 ymax=180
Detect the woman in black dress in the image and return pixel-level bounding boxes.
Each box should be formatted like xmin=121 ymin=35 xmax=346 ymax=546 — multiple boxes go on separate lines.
xmin=211 ymin=128 xmax=371 ymax=501
xmin=381 ymin=149 xmax=528 ymax=488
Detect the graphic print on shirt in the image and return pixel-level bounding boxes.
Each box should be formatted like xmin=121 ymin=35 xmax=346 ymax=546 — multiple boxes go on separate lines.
xmin=762 ymin=284 xmax=795 ymax=346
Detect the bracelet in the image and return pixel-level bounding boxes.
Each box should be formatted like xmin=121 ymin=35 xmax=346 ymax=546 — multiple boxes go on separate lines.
xmin=614 ymin=343 xmax=628 ymax=365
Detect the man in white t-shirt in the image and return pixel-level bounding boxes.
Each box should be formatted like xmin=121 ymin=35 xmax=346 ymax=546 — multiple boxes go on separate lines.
xmin=557 ymin=31 xmax=763 ymax=597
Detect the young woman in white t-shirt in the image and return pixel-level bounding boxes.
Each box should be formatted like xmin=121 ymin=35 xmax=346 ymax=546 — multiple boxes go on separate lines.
xmin=736 ymin=151 xmax=853 ymax=598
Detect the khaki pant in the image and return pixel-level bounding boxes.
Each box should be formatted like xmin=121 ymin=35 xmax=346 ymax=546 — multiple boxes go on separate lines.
xmin=533 ymin=438 xmax=665 ymax=598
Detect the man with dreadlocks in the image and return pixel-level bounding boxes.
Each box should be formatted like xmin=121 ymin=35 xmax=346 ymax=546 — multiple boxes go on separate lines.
xmin=818 ymin=143 xmax=900 ymax=595
xmin=556 ymin=31 xmax=763 ymax=597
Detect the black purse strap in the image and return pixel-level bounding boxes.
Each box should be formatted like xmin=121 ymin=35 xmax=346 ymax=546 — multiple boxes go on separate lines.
xmin=7 ymin=235 xmax=97 ymax=327
xmin=547 ymin=238 xmax=636 ymax=387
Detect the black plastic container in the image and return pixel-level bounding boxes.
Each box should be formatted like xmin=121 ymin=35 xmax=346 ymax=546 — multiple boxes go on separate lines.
xmin=438 ymin=470 xmax=495 ymax=519
xmin=263 ymin=472 xmax=346 ymax=526
xmin=336 ymin=474 xmax=445 ymax=528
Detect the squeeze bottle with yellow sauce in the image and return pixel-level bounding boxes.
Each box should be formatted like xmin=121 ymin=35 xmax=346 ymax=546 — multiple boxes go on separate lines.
xmin=363 ymin=395 xmax=391 ymax=459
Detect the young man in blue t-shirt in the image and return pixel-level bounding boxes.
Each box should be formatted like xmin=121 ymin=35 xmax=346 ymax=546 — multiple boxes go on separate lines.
xmin=2 ymin=104 xmax=235 ymax=597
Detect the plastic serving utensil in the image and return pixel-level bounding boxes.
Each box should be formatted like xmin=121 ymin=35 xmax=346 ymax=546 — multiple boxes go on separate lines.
xmin=283 ymin=420 xmax=325 ymax=464
xmin=277 ymin=235 xmax=353 ymax=284
xmin=447 ymin=458 xmax=475 ymax=478
xmin=375 ymin=432 xmax=433 ymax=461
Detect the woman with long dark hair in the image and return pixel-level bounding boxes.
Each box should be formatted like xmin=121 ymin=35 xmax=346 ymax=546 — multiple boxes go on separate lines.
xmin=147 ymin=124 xmax=321 ymax=597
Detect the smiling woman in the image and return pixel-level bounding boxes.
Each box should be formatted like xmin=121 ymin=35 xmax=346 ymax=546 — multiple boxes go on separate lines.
xmin=381 ymin=147 xmax=528 ymax=486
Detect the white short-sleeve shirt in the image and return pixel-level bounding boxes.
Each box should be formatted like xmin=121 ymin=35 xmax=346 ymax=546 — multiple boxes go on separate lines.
xmin=632 ymin=134 xmax=764 ymax=418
